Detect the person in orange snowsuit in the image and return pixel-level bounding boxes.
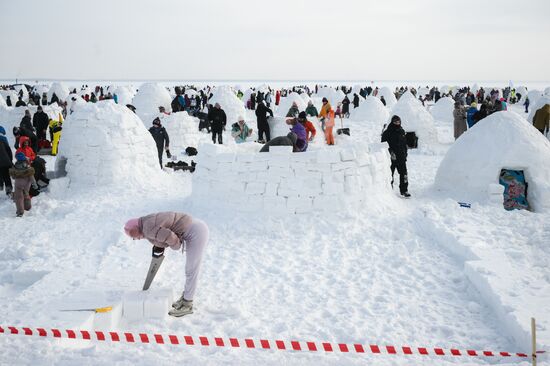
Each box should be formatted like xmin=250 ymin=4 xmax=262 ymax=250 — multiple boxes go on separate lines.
xmin=325 ymin=109 xmax=335 ymax=145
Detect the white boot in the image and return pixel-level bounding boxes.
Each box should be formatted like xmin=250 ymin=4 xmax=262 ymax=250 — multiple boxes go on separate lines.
xmin=168 ymin=298 xmax=193 ymax=317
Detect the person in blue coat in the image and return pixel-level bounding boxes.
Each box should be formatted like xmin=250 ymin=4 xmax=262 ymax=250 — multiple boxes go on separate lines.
xmin=466 ymin=102 xmax=478 ymax=128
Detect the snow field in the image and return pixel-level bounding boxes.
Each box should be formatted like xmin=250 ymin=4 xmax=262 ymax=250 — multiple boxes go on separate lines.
xmin=0 ymin=84 xmax=549 ymax=365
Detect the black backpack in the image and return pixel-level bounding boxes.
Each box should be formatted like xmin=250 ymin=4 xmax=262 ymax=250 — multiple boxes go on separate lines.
xmin=185 ymin=147 xmax=198 ymax=156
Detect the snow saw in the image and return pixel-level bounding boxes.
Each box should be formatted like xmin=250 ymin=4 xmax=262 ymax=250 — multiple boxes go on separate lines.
xmin=142 ymin=246 xmax=165 ymax=291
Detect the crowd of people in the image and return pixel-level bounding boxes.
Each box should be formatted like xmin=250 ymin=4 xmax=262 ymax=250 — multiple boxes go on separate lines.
xmin=1 ymin=82 xmax=549 ymax=214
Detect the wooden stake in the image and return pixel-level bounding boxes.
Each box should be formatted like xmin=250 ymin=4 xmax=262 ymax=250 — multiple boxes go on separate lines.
xmin=531 ymin=318 xmax=537 ymax=366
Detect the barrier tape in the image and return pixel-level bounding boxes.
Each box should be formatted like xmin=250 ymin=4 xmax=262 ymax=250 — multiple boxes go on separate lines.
xmin=0 ymin=325 xmax=546 ymax=359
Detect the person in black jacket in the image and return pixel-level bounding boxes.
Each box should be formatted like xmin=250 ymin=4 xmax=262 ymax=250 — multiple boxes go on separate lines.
xmin=255 ymin=100 xmax=273 ymax=143
xmin=352 ymin=93 xmax=360 ymax=109
xmin=381 ymin=115 xmax=410 ymax=197
xmin=20 ymin=110 xmax=33 ymax=131
xmin=6 ymin=96 xmax=12 ymax=107
xmin=207 ymin=103 xmax=227 ymax=144
xmin=33 ymin=106 xmax=50 ymax=141
xmin=149 ymin=117 xmax=170 ymax=168
xmin=15 ymin=96 xmax=27 ymax=107
xmin=0 ymin=126 xmax=13 ymax=196
xmin=342 ymin=96 xmax=351 ymax=117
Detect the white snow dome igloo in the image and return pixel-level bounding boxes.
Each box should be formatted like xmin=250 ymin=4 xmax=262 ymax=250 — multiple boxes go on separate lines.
xmin=430 ymin=97 xmax=455 ymax=123
xmin=389 ymin=91 xmax=437 ymax=148
xmin=349 ymin=96 xmax=389 ymax=125
xmin=58 ymin=101 xmax=163 ymax=190
xmin=276 ymin=92 xmax=307 ymax=117
xmin=208 ymin=85 xmax=246 ymax=125
xmin=377 ymin=87 xmax=397 ymax=108
xmin=47 ymin=82 xmax=70 ymax=103
xmin=132 ymin=83 xmax=172 ymax=124
xmin=434 ymin=111 xmax=550 ymax=212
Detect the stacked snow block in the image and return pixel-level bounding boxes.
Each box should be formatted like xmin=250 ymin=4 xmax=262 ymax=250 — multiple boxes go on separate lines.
xmin=192 ymin=142 xmax=392 ymax=214
xmin=122 ymin=289 xmax=174 ymax=321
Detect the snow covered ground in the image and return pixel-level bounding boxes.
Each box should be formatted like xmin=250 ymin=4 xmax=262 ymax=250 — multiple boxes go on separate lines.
xmin=0 ymin=94 xmax=548 ymax=366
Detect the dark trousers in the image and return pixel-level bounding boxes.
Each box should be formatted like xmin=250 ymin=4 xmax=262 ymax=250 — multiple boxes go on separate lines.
xmin=0 ymin=167 xmax=12 ymax=192
xmin=156 ymin=146 xmax=164 ymax=168
xmin=258 ymin=120 xmax=270 ymax=142
xmin=390 ymin=158 xmax=408 ymax=194
xmin=212 ymin=128 xmax=223 ymax=144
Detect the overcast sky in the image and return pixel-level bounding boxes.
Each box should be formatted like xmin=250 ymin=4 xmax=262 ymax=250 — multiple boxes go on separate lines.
xmin=1 ymin=0 xmax=549 ymax=81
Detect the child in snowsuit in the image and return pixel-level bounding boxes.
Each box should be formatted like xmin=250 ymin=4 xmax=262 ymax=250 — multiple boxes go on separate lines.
xmin=325 ymin=109 xmax=335 ymax=145
xmin=124 ymin=212 xmax=209 ymax=317
xmin=9 ymin=152 xmax=38 ymax=217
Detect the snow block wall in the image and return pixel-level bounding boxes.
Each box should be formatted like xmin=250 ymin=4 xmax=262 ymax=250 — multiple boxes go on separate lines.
xmin=58 ymin=101 xmax=163 ymax=190
xmin=192 ymin=143 xmax=392 ymax=214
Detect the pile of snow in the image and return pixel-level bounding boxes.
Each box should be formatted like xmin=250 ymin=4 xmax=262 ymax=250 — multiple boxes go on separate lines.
xmin=515 ymin=86 xmax=528 ymax=102
xmin=434 ymin=111 xmax=550 ymax=212
xmin=13 ymin=85 xmax=29 ymax=102
xmin=376 ymin=86 xmax=397 ymax=108
xmin=349 ymin=96 xmax=389 ymax=125
xmin=276 ymin=92 xmax=307 ymax=117
xmin=315 ymin=87 xmax=345 ymax=107
xmin=158 ymin=111 xmax=202 ymax=153
xmin=526 ymin=90 xmax=543 ymax=106
xmin=58 ymin=101 xmax=163 ymax=190
xmin=527 ymin=95 xmax=550 ymax=124
xmin=112 ymin=86 xmax=135 ymax=106
xmin=389 ymin=91 xmax=437 ymax=147
xmin=208 ymin=86 xmax=246 ymax=125
xmin=430 ymin=97 xmax=455 ymax=123
xmin=47 ymin=82 xmax=70 ymax=103
xmin=0 ymin=89 xmax=18 ymax=105
xmin=132 ymin=83 xmax=172 ymax=124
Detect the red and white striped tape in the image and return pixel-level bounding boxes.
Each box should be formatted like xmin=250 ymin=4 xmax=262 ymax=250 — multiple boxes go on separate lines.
xmin=1 ymin=325 xmax=545 ymax=359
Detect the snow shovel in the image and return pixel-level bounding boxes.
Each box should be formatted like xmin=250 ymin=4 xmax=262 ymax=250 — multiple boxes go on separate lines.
xmin=336 ymin=116 xmax=350 ymax=136
xmin=142 ymin=246 xmax=165 ymax=291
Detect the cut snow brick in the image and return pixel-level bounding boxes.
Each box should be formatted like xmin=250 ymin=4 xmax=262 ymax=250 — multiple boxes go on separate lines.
xmin=122 ymin=291 xmax=146 ymax=321
xmin=307 ymin=163 xmax=331 ymax=173
xmin=237 ymin=154 xmax=255 ymax=163
xmin=94 ymin=303 xmax=123 ymax=329
xmin=268 ymin=156 xmax=290 ymax=169
xmin=331 ymin=161 xmax=357 ymax=171
xmin=340 ymin=148 xmax=357 ymax=161
xmin=217 ymin=153 xmax=236 ymax=163
xmin=144 ymin=289 xmax=174 ymax=319
xmin=268 ymin=146 xmax=293 ymax=155
xmin=246 ymin=182 xmax=266 ymax=195
xmin=322 ymin=182 xmax=345 ymax=195
xmin=265 ymin=182 xmax=279 ymax=196
xmin=317 ymin=150 xmax=341 ymax=164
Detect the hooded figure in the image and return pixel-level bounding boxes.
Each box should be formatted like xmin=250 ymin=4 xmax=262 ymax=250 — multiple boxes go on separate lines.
xmin=33 ymin=106 xmax=50 ymax=141
xmin=9 ymin=152 xmax=37 ymax=216
xmin=149 ymin=117 xmax=170 ymax=168
xmin=381 ymin=115 xmax=410 ymax=197
xmin=259 ymin=132 xmax=298 ymax=152
xmin=124 ymin=212 xmax=209 ymax=318
xmin=16 ymin=136 xmax=36 ymax=163
xmin=286 ymin=116 xmax=308 ymax=152
xmin=305 ymin=101 xmax=318 ymax=117
xmin=453 ymin=101 xmax=467 ymax=139
xmin=255 ymin=101 xmax=273 ymax=143
xmin=285 ymin=102 xmax=300 ymax=118
xmin=231 ymin=116 xmax=253 ymax=143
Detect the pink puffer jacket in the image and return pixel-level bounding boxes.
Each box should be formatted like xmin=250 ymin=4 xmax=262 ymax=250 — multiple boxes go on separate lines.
xmin=138 ymin=212 xmax=193 ymax=250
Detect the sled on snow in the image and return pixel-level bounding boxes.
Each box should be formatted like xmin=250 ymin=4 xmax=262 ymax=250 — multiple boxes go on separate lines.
xmin=499 ymin=169 xmax=530 ymax=211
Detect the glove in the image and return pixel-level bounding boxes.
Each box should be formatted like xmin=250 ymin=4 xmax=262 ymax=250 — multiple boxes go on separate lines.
xmin=166 ymin=149 xmax=172 ymax=159
xmin=32 ymin=182 xmax=39 ymax=190
xmin=152 ymin=246 xmax=165 ymax=257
